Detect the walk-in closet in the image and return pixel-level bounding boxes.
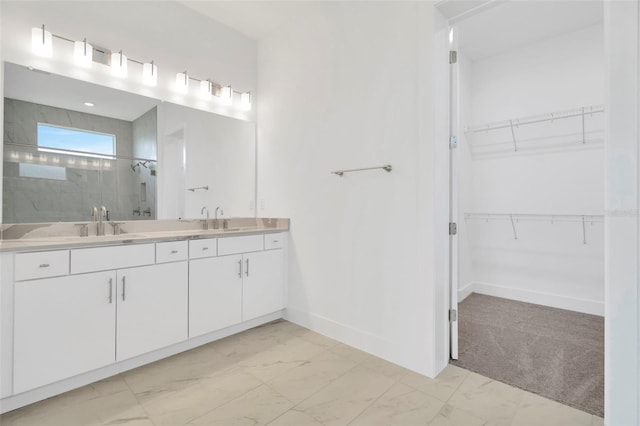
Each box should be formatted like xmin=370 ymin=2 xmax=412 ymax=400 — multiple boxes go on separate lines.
xmin=446 ymin=0 xmax=605 ymax=417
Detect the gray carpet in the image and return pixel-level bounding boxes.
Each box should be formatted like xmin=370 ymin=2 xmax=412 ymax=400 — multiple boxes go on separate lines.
xmin=451 ymin=293 xmax=604 ymax=417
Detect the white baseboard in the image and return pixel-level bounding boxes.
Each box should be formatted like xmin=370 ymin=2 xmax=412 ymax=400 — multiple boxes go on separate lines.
xmin=284 ymin=307 xmax=389 ymax=359
xmin=458 ymin=281 xmax=604 ymax=316
xmin=458 ymin=282 xmax=475 ymax=302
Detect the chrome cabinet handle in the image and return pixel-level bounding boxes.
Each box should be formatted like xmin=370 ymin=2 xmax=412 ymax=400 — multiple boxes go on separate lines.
xmin=245 ymin=258 xmax=249 ymax=277
xmin=202 ymin=247 xmax=209 ymax=251
xmin=273 ymin=240 xmax=279 ymax=243
xmin=122 ymin=276 xmax=126 ymax=301
xmin=108 ymin=278 xmax=113 ymax=304
xmin=39 ymin=263 xmax=50 ymax=268
xmin=171 ymin=250 xmax=178 ymax=254
xmin=238 ymin=259 xmax=242 ymax=278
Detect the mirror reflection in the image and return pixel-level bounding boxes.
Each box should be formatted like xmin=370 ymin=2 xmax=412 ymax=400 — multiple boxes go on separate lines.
xmin=3 ymin=62 xmax=159 ymax=223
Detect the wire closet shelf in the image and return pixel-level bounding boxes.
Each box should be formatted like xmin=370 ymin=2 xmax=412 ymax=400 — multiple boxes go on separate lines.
xmin=464 ymin=213 xmax=604 ymax=244
xmin=464 ymin=104 xmax=604 ymax=156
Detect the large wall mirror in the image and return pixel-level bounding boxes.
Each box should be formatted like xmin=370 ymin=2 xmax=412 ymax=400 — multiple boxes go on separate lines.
xmin=3 ymin=62 xmax=257 ymax=224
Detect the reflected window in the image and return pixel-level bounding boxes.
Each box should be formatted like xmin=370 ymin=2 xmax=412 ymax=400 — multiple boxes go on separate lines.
xmin=19 ymin=163 xmax=66 ymax=180
xmin=37 ymin=123 xmax=115 ymax=158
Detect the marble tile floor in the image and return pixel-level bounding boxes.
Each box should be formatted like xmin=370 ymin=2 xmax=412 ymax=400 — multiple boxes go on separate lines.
xmin=0 ymin=320 xmax=604 ymax=426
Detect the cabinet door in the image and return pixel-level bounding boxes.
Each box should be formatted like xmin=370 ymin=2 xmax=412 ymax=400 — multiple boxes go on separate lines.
xmin=242 ymin=249 xmax=285 ymax=321
xmin=14 ymin=271 xmax=116 ymax=393
xmin=116 ymin=262 xmax=188 ymax=361
xmin=189 ymin=255 xmax=242 ymax=338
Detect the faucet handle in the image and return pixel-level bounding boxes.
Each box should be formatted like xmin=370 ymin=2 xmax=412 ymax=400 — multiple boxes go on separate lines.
xmin=109 ymin=222 xmax=125 ymax=235
xmin=74 ymin=223 xmax=89 ymax=237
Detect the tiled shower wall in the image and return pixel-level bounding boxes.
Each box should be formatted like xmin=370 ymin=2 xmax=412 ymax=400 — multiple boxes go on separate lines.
xmin=2 ymin=98 xmax=157 ymax=223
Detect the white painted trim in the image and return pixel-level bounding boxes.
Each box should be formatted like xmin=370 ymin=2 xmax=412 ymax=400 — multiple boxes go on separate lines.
xmin=458 ymin=281 xmax=604 ymax=317
xmin=0 ymin=311 xmax=283 ymax=414
xmin=458 ymin=282 xmax=475 ymax=302
xmin=284 ymin=307 xmax=390 ymax=361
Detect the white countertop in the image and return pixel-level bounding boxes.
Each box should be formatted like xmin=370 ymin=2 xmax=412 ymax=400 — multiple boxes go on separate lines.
xmin=0 ymin=219 xmax=289 ymax=253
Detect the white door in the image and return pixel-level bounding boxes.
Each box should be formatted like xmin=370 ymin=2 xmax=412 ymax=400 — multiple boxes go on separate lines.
xmin=449 ymin=26 xmax=459 ymax=360
xmin=189 ymin=255 xmax=243 ymax=338
xmin=242 ymin=249 xmax=285 ymax=321
xmin=14 ymin=271 xmax=116 ymax=393
xmin=116 ymin=262 xmax=188 ymax=361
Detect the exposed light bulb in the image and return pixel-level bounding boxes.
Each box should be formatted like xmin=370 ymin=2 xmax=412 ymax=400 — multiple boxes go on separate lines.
xmin=199 ymin=79 xmax=212 ymax=100
xmin=111 ymin=50 xmax=128 ymax=77
xmin=31 ymin=25 xmax=53 ymax=58
xmin=142 ymin=61 xmax=157 ymax=86
xmin=240 ymin=92 xmax=252 ymax=111
xmin=220 ymin=85 xmax=233 ymax=105
xmin=74 ymin=38 xmax=93 ymax=68
xmin=176 ymin=71 xmax=189 ymax=94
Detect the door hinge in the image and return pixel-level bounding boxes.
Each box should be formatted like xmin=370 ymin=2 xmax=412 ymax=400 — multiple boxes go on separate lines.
xmin=449 ymin=309 xmax=457 ymax=321
xmin=449 ymin=222 xmax=457 ymax=235
xmin=449 ymin=50 xmax=457 ymax=64
xmin=449 ymin=136 xmax=458 ymax=149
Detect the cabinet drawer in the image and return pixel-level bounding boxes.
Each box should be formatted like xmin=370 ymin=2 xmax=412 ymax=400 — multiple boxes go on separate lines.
xmin=156 ymin=241 xmax=188 ymax=263
xmin=71 ymin=244 xmax=155 ymax=274
xmin=264 ymin=233 xmax=285 ymax=250
xmin=189 ymin=238 xmax=217 ymax=259
xmin=217 ymin=234 xmax=263 ymax=255
xmin=15 ymin=250 xmax=69 ymax=281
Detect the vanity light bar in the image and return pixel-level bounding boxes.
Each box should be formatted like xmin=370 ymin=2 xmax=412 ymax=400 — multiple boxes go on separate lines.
xmin=30 ymin=24 xmax=251 ymax=108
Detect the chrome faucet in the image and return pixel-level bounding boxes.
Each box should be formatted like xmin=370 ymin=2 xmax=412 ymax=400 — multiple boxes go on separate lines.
xmin=214 ymin=206 xmax=224 ymax=229
xmin=201 ymin=206 xmax=210 ymax=230
xmin=91 ymin=206 xmax=98 ymax=234
xmin=97 ymin=206 xmax=107 ymax=236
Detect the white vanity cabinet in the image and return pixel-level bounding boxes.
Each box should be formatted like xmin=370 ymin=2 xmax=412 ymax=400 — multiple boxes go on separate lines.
xmin=13 ymin=271 xmax=117 ymax=394
xmin=12 ymin=243 xmax=187 ymax=393
xmin=189 ymin=233 xmax=286 ymax=336
xmin=2 ymin=228 xmax=287 ymax=412
xmin=116 ymin=262 xmax=188 ymax=360
xmin=242 ymin=248 xmax=285 ymax=321
xmin=189 ymin=254 xmax=243 ymax=337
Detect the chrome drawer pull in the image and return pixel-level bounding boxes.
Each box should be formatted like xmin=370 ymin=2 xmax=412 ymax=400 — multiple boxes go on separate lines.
xmin=273 ymin=240 xmax=279 ymax=243
xmin=245 ymin=258 xmax=249 ymax=277
xmin=238 ymin=259 xmax=242 ymax=278
xmin=202 ymin=247 xmax=209 ymax=251
xmin=171 ymin=250 xmax=179 ymax=254
xmin=122 ymin=276 xmax=126 ymax=301
xmin=108 ymin=278 xmax=113 ymax=304
xmin=39 ymin=263 xmax=50 ymax=268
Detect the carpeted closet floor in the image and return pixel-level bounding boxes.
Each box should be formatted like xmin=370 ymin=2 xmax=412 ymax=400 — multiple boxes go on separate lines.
xmin=451 ymin=293 xmax=604 ymax=417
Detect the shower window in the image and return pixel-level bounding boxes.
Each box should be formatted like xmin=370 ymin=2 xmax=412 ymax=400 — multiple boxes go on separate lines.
xmin=37 ymin=123 xmax=116 ymax=158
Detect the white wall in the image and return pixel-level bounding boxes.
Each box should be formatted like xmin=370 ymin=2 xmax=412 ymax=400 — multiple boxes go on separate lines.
xmin=257 ymin=2 xmax=447 ymax=376
xmin=458 ymin=24 xmax=605 ymax=315
xmin=604 ymin=1 xmax=640 ymax=424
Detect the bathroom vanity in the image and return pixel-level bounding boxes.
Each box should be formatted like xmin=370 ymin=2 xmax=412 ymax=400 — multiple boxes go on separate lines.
xmin=0 ymin=218 xmax=289 ymax=413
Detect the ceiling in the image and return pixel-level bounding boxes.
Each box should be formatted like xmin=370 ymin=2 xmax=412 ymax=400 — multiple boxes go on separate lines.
xmin=178 ymin=1 xmax=323 ymax=41
xmin=4 ymin=62 xmax=159 ymax=122
xmin=180 ymin=1 xmax=603 ymax=62
xmin=440 ymin=0 xmax=603 ymax=60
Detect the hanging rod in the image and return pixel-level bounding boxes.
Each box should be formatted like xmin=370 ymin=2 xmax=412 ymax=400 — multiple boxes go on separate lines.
xmin=331 ymin=164 xmax=392 ymax=177
xmin=465 ymin=105 xmax=604 ymax=134
xmin=187 ymin=186 xmax=209 ymax=192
